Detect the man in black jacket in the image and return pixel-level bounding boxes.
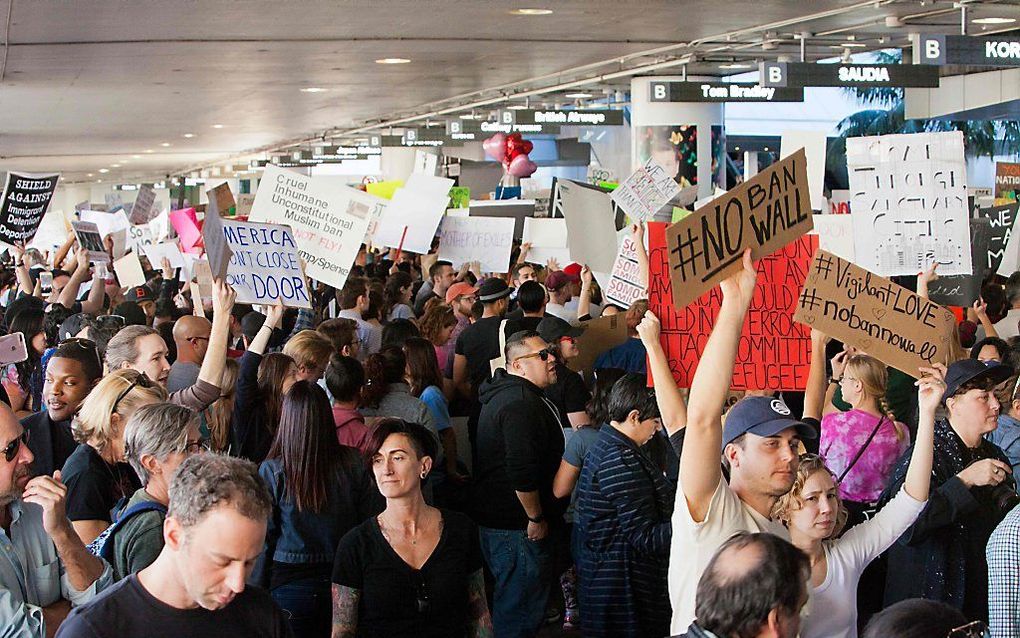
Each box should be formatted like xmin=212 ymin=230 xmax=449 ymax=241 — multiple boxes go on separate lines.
xmin=473 ymin=330 xmax=565 ymax=638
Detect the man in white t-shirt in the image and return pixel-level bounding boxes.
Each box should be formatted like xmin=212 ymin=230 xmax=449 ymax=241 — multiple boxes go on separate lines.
xmin=668 ymin=249 xmax=816 ymax=635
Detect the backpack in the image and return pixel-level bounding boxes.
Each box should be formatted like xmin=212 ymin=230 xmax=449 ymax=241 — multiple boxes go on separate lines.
xmin=87 ymin=501 xmax=168 ymax=562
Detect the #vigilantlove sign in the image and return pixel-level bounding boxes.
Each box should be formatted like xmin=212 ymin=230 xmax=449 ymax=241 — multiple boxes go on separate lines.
xmin=665 ymin=149 xmax=813 ymax=310
xmin=794 ymin=250 xmax=959 ymax=377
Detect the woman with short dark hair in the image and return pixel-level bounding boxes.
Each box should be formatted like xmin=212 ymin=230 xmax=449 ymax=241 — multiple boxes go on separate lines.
xmin=331 ymin=419 xmax=491 ymax=637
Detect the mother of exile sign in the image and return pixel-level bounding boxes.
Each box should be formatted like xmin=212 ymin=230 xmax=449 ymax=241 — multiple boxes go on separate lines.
xmin=649 ymin=221 xmax=817 ymax=391
xmin=221 ymin=219 xmax=311 ymax=309
xmin=666 ymin=149 xmax=813 ymax=309
xmin=793 ymin=250 xmax=959 ymax=377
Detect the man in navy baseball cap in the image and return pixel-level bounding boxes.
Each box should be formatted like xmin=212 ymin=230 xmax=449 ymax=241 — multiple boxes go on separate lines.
xmin=722 ymin=396 xmax=818 ymax=451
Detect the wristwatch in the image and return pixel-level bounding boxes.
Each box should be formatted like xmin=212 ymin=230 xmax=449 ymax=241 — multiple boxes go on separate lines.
xmin=828 ymin=376 xmax=843 ymax=385
xmin=527 ymin=513 xmax=545 ymax=523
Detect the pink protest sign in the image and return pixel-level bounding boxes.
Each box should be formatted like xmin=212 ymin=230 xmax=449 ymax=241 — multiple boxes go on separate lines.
xmin=170 ymin=208 xmax=203 ymax=254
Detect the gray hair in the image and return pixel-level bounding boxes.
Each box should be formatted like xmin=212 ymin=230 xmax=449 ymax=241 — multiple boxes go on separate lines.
xmin=168 ymin=453 xmax=271 ymax=530
xmin=105 ymin=324 xmax=159 ymax=370
xmin=124 ymin=403 xmax=198 ymax=485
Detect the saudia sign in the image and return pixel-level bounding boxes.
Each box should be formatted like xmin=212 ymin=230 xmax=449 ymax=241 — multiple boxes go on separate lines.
xmin=759 ymin=62 xmax=939 ymax=88
xmin=917 ymin=35 xmax=1020 ymax=67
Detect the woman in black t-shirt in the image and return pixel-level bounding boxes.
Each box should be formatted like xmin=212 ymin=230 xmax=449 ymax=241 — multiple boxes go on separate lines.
xmin=331 ymin=419 xmax=491 ymax=637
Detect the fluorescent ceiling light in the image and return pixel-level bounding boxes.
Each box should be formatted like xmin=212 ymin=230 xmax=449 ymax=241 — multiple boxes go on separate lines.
xmin=300 ymin=87 xmax=328 ymax=93
xmin=183 ymin=133 xmax=195 ymax=138
xmin=564 ymin=92 xmax=593 ymax=98
xmin=974 ymin=17 xmax=1016 ymax=24
xmin=507 ymin=104 xmax=530 ymax=110
xmin=509 ymin=8 xmax=553 ymax=15
xmin=144 ymin=149 xmax=154 ymax=153
xmin=831 ymin=43 xmax=867 ymax=48
xmin=719 ymin=63 xmax=752 ymax=69
xmin=98 ymin=168 xmax=109 ymax=174
xmin=87 ymin=173 xmax=94 ymax=177
xmin=131 ymin=155 xmax=141 ymax=159
xmin=375 ymin=58 xmax=411 ymax=64
xmin=160 ymin=142 xmax=171 ymax=147
xmin=211 ymin=124 xmax=224 ymax=129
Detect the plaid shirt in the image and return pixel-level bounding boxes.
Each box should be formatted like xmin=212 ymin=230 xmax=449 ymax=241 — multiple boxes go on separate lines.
xmin=988 ymin=503 xmax=1020 ymax=638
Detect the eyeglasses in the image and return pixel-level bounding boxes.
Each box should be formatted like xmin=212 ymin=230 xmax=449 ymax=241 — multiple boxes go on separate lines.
xmin=183 ymin=438 xmax=211 ymax=455
xmin=59 ymin=337 xmax=103 ymax=371
xmin=514 ymin=348 xmax=553 ymax=364
xmin=948 ymin=620 xmax=989 ymax=638
xmin=411 ymin=570 xmax=430 ymax=614
xmin=3 ymin=432 xmax=28 ymax=463
xmin=187 ymin=336 xmax=210 ymax=344
xmin=112 ymin=373 xmax=156 ymax=414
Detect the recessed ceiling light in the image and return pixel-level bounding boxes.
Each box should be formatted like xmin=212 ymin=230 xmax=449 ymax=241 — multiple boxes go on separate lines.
xmin=98 ymin=168 xmax=109 ymax=174
xmin=719 ymin=63 xmax=752 ymax=69
xmin=87 ymin=173 xmax=94 ymax=177
xmin=97 ymin=179 xmax=103 ymax=183
xmin=974 ymin=17 xmax=1016 ymax=24
xmin=564 ymin=92 xmax=593 ymax=99
xmin=131 ymin=155 xmax=141 ymax=159
xmin=161 ymin=142 xmax=171 ymax=147
xmin=183 ymin=133 xmax=195 ymax=138
xmin=110 ymin=164 xmax=121 ymax=168
xmin=300 ymin=87 xmax=328 ymax=93
xmin=375 ymin=58 xmax=411 ymax=64
xmin=509 ymin=8 xmax=553 ymax=15
xmin=144 ymin=149 xmax=154 ymax=153
xmin=211 ymin=124 xmax=224 ymax=129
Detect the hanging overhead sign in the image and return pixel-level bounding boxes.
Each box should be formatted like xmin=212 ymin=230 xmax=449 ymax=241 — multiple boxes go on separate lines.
xmin=917 ymin=35 xmax=1020 ymax=67
xmin=505 ymin=109 xmax=625 ymax=126
xmin=759 ymin=62 xmax=940 ymax=88
xmin=648 ymin=81 xmax=804 ymax=103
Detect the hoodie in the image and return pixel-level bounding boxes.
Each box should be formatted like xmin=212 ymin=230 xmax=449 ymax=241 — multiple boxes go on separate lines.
xmin=472 ymin=369 xmax=566 ymax=530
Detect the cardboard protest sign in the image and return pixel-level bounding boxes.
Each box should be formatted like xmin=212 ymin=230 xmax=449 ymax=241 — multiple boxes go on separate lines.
xmin=113 ymin=252 xmax=147 ymax=288
xmin=848 ymin=131 xmax=971 ymax=277
xmin=649 ymin=221 xmax=817 ymax=390
xmin=610 ymin=159 xmax=682 ymax=222
xmin=207 ymin=183 xmax=236 ymax=216
xmin=71 ymin=221 xmax=110 ymax=263
xmin=521 ymin=218 xmax=570 ymax=266
xmin=928 ymin=218 xmax=992 ymax=307
xmin=129 ymin=185 xmax=157 ymax=225
xmin=374 ymin=174 xmax=452 ymax=254
xmin=0 ymin=172 xmax=60 ymax=246
xmin=438 ymin=216 xmax=515 ymax=273
xmin=974 ymin=203 xmax=1019 ymax=274
xmin=235 ymin=193 xmax=255 ymax=218
xmin=809 ymin=214 xmax=855 ymax=262
xmin=794 ymin=250 xmax=959 ymax=377
xmin=996 ymin=162 xmax=1020 ymax=204
xmin=142 ymin=242 xmax=185 ymax=270
xmin=605 ymin=232 xmax=648 ymax=310
xmin=193 ymin=259 xmax=213 ymax=302
xmin=566 ymin=313 xmax=630 ymax=380
xmin=780 ymin=131 xmax=827 ymax=211
xmin=665 ymin=149 xmax=813 ymax=310
xmin=248 ymin=165 xmax=377 ymax=291
xmin=558 ymin=179 xmax=619 ymax=272
xmin=169 ymin=208 xmax=203 ymax=253
xmin=221 ymin=219 xmax=311 ymax=308
xmin=201 ymin=199 xmax=233 ymax=279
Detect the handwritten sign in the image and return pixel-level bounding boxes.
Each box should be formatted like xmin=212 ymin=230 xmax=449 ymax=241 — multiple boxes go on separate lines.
xmin=129 ymin=185 xmax=157 ymax=225
xmin=169 ymin=208 xmax=203 ymax=254
xmin=829 ymin=190 xmax=852 ymax=214
xmin=794 ymin=250 xmax=958 ymax=377
xmin=975 ymin=203 xmax=1020 ymax=274
xmin=438 ymin=215 xmax=515 ymax=273
xmin=610 ymin=159 xmax=682 ymax=222
xmin=248 ymin=164 xmax=376 ymax=290
xmin=235 ymin=193 xmax=255 ymax=217
xmin=650 ymin=221 xmax=816 ymax=390
xmin=0 ymin=172 xmax=60 ymax=246
xmin=848 ymin=131 xmax=971 ymax=277
xmin=605 ymin=233 xmax=648 ymax=309
xmin=207 ymin=182 xmax=236 ymax=216
xmin=928 ymin=219 xmax=992 ymax=307
xmin=521 ymin=217 xmax=570 ymax=266
xmin=996 ymin=162 xmax=1020 ymax=203
xmin=71 ymin=221 xmax=110 ymax=263
xmin=222 ymin=219 xmax=310 ymax=308
xmin=665 ymin=149 xmax=813 ymax=310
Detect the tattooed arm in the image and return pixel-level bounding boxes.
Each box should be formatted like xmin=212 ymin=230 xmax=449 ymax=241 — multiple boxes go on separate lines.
xmin=466 ymin=569 xmax=493 ymax=638
xmin=331 ymin=584 xmax=360 ymax=638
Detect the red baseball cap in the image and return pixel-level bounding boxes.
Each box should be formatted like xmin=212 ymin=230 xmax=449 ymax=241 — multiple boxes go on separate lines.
xmin=445 ymin=281 xmax=477 ymax=304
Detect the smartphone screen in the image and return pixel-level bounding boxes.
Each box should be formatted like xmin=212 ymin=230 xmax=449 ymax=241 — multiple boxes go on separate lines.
xmin=39 ymin=271 xmax=53 ymax=293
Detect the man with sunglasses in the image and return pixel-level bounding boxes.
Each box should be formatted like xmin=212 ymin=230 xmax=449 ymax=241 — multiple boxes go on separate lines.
xmin=473 ymin=330 xmax=566 ymax=637
xmin=166 ymin=315 xmax=212 ymax=393
xmin=536 ymin=316 xmax=590 ymax=431
xmin=0 ymin=402 xmax=111 ymax=637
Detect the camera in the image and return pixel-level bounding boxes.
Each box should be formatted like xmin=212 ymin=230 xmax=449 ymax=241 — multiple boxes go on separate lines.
xmin=990 ymin=472 xmax=1020 ymax=515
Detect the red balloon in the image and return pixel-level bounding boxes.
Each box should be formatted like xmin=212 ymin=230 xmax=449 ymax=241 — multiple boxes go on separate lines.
xmin=506 ymin=133 xmax=534 ymax=162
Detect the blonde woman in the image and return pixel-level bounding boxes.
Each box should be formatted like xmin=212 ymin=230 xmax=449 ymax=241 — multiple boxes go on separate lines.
xmin=203 ymin=357 xmax=239 ymax=453
xmin=804 ymin=331 xmax=910 ymax=523
xmin=772 ymin=363 xmax=940 ymax=638
xmin=61 ymin=369 xmax=167 ymax=544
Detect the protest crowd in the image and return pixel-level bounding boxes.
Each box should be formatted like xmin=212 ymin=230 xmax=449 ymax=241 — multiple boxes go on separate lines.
xmin=1 ymin=136 xmax=1019 ymax=638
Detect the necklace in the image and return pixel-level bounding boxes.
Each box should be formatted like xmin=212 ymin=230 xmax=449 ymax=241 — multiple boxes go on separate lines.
xmin=378 ymin=510 xmax=443 ymax=546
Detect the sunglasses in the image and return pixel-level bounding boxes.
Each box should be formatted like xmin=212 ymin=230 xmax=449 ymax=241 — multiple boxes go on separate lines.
xmin=112 ymin=372 xmax=156 ymax=414
xmin=948 ymin=621 xmax=989 ymax=638
xmin=411 ymin=570 xmax=430 ymax=614
xmin=60 ymin=337 xmax=103 ymax=371
xmin=514 ymin=348 xmax=553 ymax=363
xmin=3 ymin=432 xmax=28 ymax=463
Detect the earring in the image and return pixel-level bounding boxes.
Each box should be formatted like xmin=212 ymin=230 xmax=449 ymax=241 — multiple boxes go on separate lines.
xmin=420 ymin=471 xmax=427 ymax=479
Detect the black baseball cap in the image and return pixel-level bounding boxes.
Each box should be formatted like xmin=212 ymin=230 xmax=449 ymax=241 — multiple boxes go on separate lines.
xmin=537 ymin=316 xmax=584 ymax=343
xmin=722 ymin=396 xmax=817 ymax=451
xmin=942 ymin=358 xmax=1013 ymax=403
xmin=58 ymin=313 xmax=91 ymax=342
xmin=477 ymin=278 xmax=513 ymax=303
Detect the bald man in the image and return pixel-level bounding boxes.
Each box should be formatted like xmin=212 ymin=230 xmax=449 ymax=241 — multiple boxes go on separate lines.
xmin=166 ymin=316 xmax=212 ymax=393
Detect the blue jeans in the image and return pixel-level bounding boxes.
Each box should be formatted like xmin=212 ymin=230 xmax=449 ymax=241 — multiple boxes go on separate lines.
xmin=478 ymin=526 xmax=552 ymax=638
xmin=271 ymin=576 xmax=332 ymax=637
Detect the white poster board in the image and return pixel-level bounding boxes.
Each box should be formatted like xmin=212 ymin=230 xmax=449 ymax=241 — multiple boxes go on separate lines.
xmin=604 ymin=232 xmax=649 ymax=309
xmin=808 ymin=214 xmax=855 ymax=262
xmin=438 ymin=215 xmax=515 ymax=274
xmin=848 ymin=131 xmax=971 ymax=276
xmin=780 ymin=130 xmax=827 ymax=212
xmin=248 ymin=164 xmax=377 ymax=291
xmin=113 ymin=252 xmax=147 ymax=288
xmin=222 ymin=219 xmax=310 ymax=308
xmin=521 ymin=218 xmax=570 ymax=266
xmin=559 ymin=179 xmax=618 ymax=272
xmin=142 ymin=242 xmax=185 ymax=270
xmin=610 ymin=158 xmax=682 ymax=222
xmin=374 ymin=174 xmax=453 ymax=254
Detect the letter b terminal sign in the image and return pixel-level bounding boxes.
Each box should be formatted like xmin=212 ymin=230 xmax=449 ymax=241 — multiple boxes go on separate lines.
xmin=759 ymin=62 xmax=787 ymax=87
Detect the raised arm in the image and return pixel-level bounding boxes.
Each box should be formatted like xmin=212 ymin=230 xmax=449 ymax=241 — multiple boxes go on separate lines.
xmin=577 ymin=265 xmax=593 ymax=321
xmin=632 ymin=222 xmax=649 ymax=296
xmin=52 ymin=235 xmax=75 ymax=271
xmin=822 ymin=350 xmax=849 ymax=417
xmin=195 ymin=279 xmax=236 ymax=388
xmin=12 ymin=245 xmax=34 ymax=296
xmin=802 ymin=330 xmax=829 ymax=422
xmin=916 ymin=262 xmax=937 ymax=300
xmin=637 ymin=310 xmax=687 ymax=436
xmin=903 ymin=364 xmax=942 ymax=501
xmin=971 ymin=298 xmax=998 ymax=339
xmin=58 ymin=248 xmax=92 ymax=310
xmin=681 ymin=249 xmax=757 ymax=522
xmin=81 ymin=268 xmax=106 ymax=316
xmin=248 ymin=304 xmax=284 ymax=355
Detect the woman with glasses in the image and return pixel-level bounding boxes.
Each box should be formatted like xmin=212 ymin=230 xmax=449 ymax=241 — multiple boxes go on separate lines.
xmin=256 ymin=381 xmax=380 ymax=637
xmin=61 ymin=369 xmax=167 ymax=544
xmin=108 ymin=403 xmax=206 ymax=581
xmin=771 ymin=360 xmax=940 ymax=638
xmin=804 ymin=331 xmax=910 ymax=527
xmin=536 ymin=316 xmax=591 ymax=430
xmin=331 ymin=418 xmax=491 ymax=638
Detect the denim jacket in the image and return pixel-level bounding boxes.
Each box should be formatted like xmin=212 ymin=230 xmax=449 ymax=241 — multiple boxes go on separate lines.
xmin=253 ymin=451 xmax=382 ymax=585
